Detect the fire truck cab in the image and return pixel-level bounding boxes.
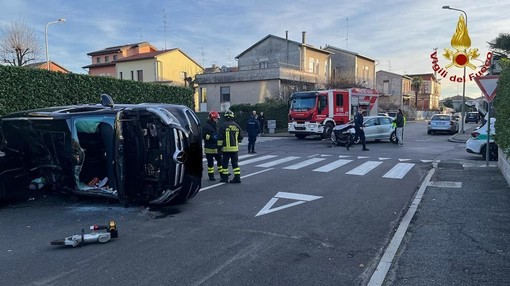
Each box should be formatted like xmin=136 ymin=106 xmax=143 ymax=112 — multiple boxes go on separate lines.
xmin=288 ymin=88 xmax=379 ymax=139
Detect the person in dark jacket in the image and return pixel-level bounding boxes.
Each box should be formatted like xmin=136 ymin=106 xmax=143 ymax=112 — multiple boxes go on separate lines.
xmin=257 ymin=111 xmax=265 ymax=135
xmin=346 ymin=109 xmax=369 ymax=151
xmin=246 ymin=114 xmax=260 ymax=153
xmin=202 ymin=111 xmax=223 ymax=181
xmin=218 ymin=110 xmax=244 ymax=183
xmin=393 ymin=108 xmax=405 ymax=146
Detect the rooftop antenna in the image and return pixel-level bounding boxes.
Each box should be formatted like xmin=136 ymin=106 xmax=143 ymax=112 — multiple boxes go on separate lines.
xmin=137 ymin=28 xmax=143 ymax=42
xmin=198 ymin=47 xmax=205 ymax=67
xmin=345 ymin=17 xmax=349 ymax=50
xmin=227 ymin=48 xmax=232 ymax=67
xmin=163 ymin=10 xmax=168 ymax=49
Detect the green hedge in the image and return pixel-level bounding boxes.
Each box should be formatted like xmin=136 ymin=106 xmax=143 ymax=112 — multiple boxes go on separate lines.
xmin=229 ymin=99 xmax=289 ymax=131
xmin=0 ymin=65 xmax=193 ymax=116
xmin=495 ymin=59 xmax=510 ymax=154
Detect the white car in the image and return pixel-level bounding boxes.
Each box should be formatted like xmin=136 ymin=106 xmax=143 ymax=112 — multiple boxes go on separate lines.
xmin=466 ymin=118 xmax=497 ymax=161
xmin=331 ymin=116 xmax=397 ymax=146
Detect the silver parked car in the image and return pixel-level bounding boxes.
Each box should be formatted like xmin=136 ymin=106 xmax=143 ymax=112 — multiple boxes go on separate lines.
xmin=427 ymin=114 xmax=459 ymax=135
xmin=331 ymin=115 xmax=397 ymax=146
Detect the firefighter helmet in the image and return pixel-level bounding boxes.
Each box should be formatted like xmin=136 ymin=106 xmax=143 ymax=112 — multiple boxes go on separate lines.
xmin=224 ymin=110 xmax=235 ymax=118
xmin=209 ymin=111 xmax=220 ymax=119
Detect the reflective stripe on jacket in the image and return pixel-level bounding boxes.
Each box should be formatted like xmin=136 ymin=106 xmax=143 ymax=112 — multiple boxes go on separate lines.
xmin=218 ymin=120 xmax=243 ymax=152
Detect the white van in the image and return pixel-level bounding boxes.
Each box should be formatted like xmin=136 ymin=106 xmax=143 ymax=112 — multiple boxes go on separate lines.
xmin=466 ymin=118 xmax=497 ymax=160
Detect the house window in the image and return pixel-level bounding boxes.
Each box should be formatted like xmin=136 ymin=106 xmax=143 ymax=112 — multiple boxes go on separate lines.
xmin=105 ymin=56 xmax=109 ymax=63
xmin=96 ymin=57 xmax=101 ymax=64
xmin=308 ymin=58 xmax=315 ymax=73
xmin=383 ymin=80 xmax=390 ymax=94
xmin=131 ymin=71 xmax=134 ymax=80
xmin=220 ymin=86 xmax=230 ymax=103
xmin=259 ymin=61 xmax=268 ymax=69
xmin=113 ymin=55 xmax=118 ymax=61
xmin=119 ymin=72 xmax=123 ymax=80
xmin=137 ymin=70 xmax=143 ymax=82
xmin=200 ymin=87 xmax=207 ymax=103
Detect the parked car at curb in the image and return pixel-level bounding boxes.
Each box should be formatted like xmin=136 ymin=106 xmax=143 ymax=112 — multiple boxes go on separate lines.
xmin=0 ymin=94 xmax=203 ymax=205
xmin=465 ymin=112 xmax=480 ymax=124
xmin=427 ymin=114 xmax=459 ymax=135
xmin=331 ymin=115 xmax=397 ymax=146
xmin=466 ymin=118 xmax=497 ymax=161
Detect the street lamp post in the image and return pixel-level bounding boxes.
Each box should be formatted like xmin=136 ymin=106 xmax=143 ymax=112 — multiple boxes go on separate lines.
xmin=45 ymin=18 xmax=66 ymax=71
xmin=442 ymin=5 xmax=467 ymax=133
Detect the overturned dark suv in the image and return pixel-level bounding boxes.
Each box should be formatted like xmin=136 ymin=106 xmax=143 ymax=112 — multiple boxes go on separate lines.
xmin=0 ymin=95 xmax=203 ymax=205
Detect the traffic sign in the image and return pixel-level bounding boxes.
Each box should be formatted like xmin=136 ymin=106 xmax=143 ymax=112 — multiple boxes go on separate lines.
xmin=474 ymin=75 xmax=499 ymax=102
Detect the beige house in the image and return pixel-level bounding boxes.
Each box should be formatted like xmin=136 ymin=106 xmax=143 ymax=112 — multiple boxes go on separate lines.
xmin=196 ymin=32 xmax=332 ymax=112
xmin=84 ymin=43 xmax=203 ymax=111
xmin=83 ymin=42 xmax=158 ymax=77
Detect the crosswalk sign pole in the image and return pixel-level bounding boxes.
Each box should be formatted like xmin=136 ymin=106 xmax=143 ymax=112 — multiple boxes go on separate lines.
xmin=486 ymin=103 xmax=491 ymax=167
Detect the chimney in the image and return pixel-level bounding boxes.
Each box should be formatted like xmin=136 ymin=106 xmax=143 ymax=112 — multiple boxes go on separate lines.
xmin=286 ymin=31 xmax=288 ymax=40
xmin=302 ymin=31 xmax=306 ymax=44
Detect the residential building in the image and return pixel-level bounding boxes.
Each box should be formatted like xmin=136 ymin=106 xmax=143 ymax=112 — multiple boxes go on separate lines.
xmin=195 ymin=32 xmax=332 ymax=112
xmin=25 ymin=61 xmax=69 ymax=73
xmin=407 ymin=73 xmax=441 ymax=111
xmin=115 ymin=48 xmax=203 ymax=85
xmin=83 ymin=42 xmax=203 ymax=111
xmin=376 ymin=70 xmax=413 ymax=111
xmin=83 ymin=42 xmax=158 ymax=77
xmin=440 ymin=95 xmax=476 ymax=112
xmin=323 ymin=45 xmax=376 ymax=89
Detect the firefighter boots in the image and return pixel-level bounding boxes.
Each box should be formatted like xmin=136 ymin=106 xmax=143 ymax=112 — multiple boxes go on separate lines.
xmin=220 ymin=174 xmax=229 ymax=183
xmin=208 ymin=174 xmax=216 ymax=181
xmin=229 ymin=175 xmax=241 ymax=184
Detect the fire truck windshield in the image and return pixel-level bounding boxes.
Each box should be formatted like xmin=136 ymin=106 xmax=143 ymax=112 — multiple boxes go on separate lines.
xmin=290 ymin=96 xmax=316 ymax=111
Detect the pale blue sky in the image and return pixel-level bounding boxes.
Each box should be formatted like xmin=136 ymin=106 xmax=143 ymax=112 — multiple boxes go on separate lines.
xmin=1 ymin=0 xmax=508 ymax=99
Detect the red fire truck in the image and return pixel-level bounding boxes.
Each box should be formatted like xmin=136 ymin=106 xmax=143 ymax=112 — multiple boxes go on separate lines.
xmin=288 ymin=88 xmax=380 ymax=139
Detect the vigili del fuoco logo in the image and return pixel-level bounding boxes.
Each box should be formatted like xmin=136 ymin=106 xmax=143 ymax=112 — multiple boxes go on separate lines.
xmin=431 ymin=14 xmax=492 ymax=82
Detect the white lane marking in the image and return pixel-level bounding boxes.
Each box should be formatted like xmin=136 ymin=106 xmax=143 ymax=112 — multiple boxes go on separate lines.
xmin=379 ymin=157 xmax=391 ymax=160
xmin=203 ymin=153 xmax=255 ymax=162
xmin=398 ymin=158 xmax=411 ymax=162
xmin=313 ymin=159 xmax=352 ymax=172
xmin=199 ymin=169 xmax=273 ymax=192
xmin=238 ymin=155 xmax=277 ymax=166
xmin=421 ymin=159 xmax=434 ymax=163
xmin=345 ymin=161 xmax=382 ymax=175
xmin=357 ymin=156 xmax=369 ymax=159
xmin=382 ymin=163 xmax=415 ymax=179
xmin=283 ymin=158 xmax=326 ymax=170
xmin=256 ymin=156 xmax=300 ymax=168
xmin=255 ymin=192 xmax=323 ymax=217
xmin=367 ymin=163 xmax=437 ymax=286
xmin=338 ymin=155 xmax=350 ymax=158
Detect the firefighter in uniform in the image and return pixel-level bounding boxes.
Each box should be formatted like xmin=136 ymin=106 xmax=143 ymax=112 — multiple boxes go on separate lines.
xmin=217 ymin=110 xmax=243 ymax=183
xmin=202 ymin=111 xmax=223 ymax=181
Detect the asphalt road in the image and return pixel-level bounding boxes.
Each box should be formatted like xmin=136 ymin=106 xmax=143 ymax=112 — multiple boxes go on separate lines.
xmin=0 ymin=121 xmax=480 ymax=286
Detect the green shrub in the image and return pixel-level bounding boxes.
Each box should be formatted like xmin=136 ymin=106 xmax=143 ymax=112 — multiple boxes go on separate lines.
xmin=0 ymin=65 xmax=193 ymax=116
xmin=495 ymin=58 xmax=510 ymax=154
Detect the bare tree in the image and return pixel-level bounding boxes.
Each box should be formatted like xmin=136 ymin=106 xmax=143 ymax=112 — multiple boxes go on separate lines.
xmin=0 ymin=20 xmax=41 ymax=66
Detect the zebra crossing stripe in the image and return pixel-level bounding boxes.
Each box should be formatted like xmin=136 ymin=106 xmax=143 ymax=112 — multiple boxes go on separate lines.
xmin=239 ymin=155 xmax=278 ymax=166
xmin=313 ymin=159 xmax=352 ymax=172
xmin=283 ymin=158 xmax=326 ymax=170
xmin=345 ymin=161 xmax=382 ymax=175
xmin=256 ymin=156 xmax=300 ymax=168
xmin=383 ymin=163 xmax=415 ymax=179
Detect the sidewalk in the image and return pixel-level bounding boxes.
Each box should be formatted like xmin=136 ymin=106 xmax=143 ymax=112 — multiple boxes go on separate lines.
xmin=380 ymin=158 xmax=510 ymax=285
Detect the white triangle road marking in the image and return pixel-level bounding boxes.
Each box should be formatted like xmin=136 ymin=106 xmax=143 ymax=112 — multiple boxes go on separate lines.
xmin=398 ymin=159 xmax=411 ymax=162
xmin=255 ymin=192 xmax=323 ymax=217
xmin=421 ymin=160 xmax=433 ymax=163
xmin=357 ymin=156 xmax=369 ymax=159
xmin=379 ymin=157 xmax=391 ymax=160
